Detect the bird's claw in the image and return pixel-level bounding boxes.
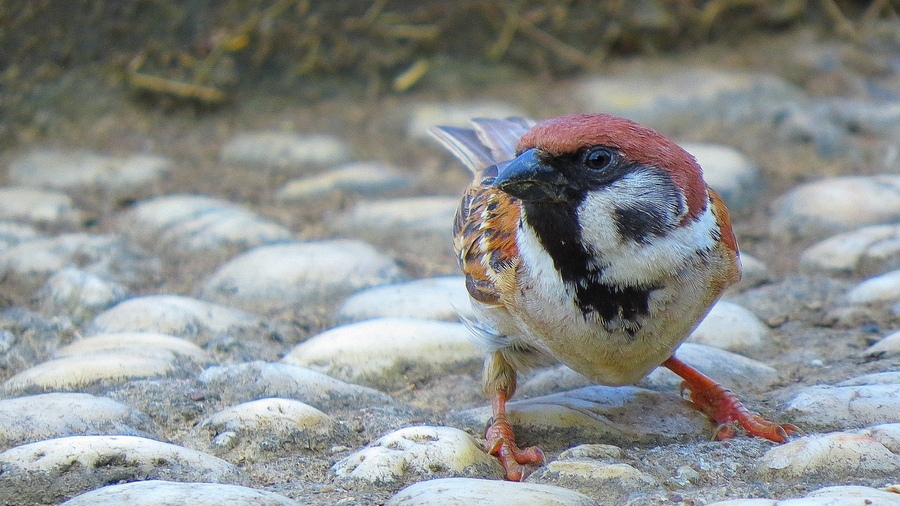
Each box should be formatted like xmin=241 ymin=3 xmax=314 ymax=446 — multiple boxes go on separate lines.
xmin=683 ymin=380 xmax=798 ymax=443
xmin=485 ymin=418 xmax=544 ymax=481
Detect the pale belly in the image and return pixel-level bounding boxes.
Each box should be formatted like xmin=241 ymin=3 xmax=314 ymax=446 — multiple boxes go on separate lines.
xmin=501 ymin=266 xmax=722 ymax=386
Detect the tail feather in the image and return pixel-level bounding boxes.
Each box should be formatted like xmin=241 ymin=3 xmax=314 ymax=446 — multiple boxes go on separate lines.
xmin=429 ymin=117 xmax=535 ymax=175
xmin=472 ymin=117 xmax=535 ymax=162
xmin=428 ymin=125 xmax=494 ymax=174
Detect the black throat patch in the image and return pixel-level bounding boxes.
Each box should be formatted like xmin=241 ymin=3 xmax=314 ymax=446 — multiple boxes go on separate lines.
xmin=522 ymin=201 xmax=654 ymax=331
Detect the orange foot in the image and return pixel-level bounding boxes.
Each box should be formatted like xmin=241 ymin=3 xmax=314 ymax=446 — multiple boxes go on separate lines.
xmin=485 ymin=391 xmax=544 ymax=481
xmin=662 ymin=356 xmax=798 ymax=442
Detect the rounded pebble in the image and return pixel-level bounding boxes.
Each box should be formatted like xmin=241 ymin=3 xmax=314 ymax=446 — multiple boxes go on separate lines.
xmin=331 ymin=196 xmax=458 ymax=254
xmin=7 ymin=150 xmax=171 ymax=193
xmin=2 ymin=354 xmax=177 ymax=394
xmin=518 ymin=365 xmax=592 ymax=397
xmin=276 ymin=161 xmax=411 ymax=201
xmin=89 ymin=295 xmax=271 ymax=345
xmin=330 ymin=426 xmax=503 ymax=483
xmin=756 ymin=427 xmax=900 ymax=481
xmin=60 ymin=480 xmax=302 ymax=506
xmin=386 ymin=477 xmax=597 ymax=506
xmin=199 ymin=397 xmax=348 ymax=457
xmin=201 ymin=241 xmax=405 ymax=313
xmin=844 ymin=269 xmax=900 ymax=305
xmin=37 ymin=267 xmax=128 ymax=317
xmin=197 ymin=361 xmax=396 ymax=411
xmin=282 ymin=317 xmax=481 ymax=386
xmin=0 ymin=221 xmax=41 ymax=250
xmin=1 ymin=332 xmax=206 ymax=394
xmin=221 ymin=131 xmax=350 ymax=171
xmin=453 ymin=385 xmax=711 ymax=450
xmin=800 ymin=224 xmax=900 ymax=275
xmin=336 ymin=276 xmax=474 ymax=323
xmin=706 ymin=485 xmax=900 ymax=505
xmin=530 ymin=460 xmax=662 ymax=499
xmin=0 ymin=435 xmax=245 ymax=504
xmin=56 ymin=331 xmax=208 ymax=362
xmin=0 ymin=392 xmax=157 ymax=451
xmin=784 ymin=375 xmax=900 ymax=431
xmin=0 ymin=233 xmax=122 ymax=278
xmin=0 ymin=232 xmax=157 ymax=288
xmin=574 ymin=69 xmax=800 ymax=130
xmin=641 ymin=342 xmax=781 ymax=393
xmin=688 ymin=301 xmax=769 ymax=352
xmin=406 ymin=101 xmax=526 ymax=139
xmin=732 ymin=253 xmax=772 ymax=290
xmin=121 ymin=194 xmax=293 ymax=251
xmin=0 ymin=186 xmax=84 ymax=227
xmin=680 ymin=143 xmax=760 ymax=211
xmin=770 ymin=176 xmax=900 ymax=240
xmin=866 ymin=330 xmax=900 ymax=357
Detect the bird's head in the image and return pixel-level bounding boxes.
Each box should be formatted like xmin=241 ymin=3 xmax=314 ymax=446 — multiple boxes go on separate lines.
xmin=493 ymin=113 xmax=712 ymax=249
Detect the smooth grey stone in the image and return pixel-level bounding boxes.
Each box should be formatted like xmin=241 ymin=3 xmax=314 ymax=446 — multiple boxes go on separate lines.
xmin=770 ymin=176 xmax=900 ymax=241
xmin=406 ymin=101 xmax=526 ymax=139
xmin=688 ymin=300 xmax=769 ymax=353
xmin=331 ymin=426 xmax=503 ymax=484
xmin=36 ymin=267 xmax=128 ymax=317
xmin=336 ymin=276 xmax=475 ymax=323
xmin=756 ymin=424 xmax=900 ymax=481
xmin=198 ymin=397 xmax=355 ymax=458
xmin=0 ymin=392 xmax=157 ymax=451
xmin=1 ymin=332 xmax=207 ymax=395
xmin=387 ymin=477 xmax=597 ymax=506
xmin=90 ymin=295 xmax=273 ymax=345
xmin=800 ymin=224 xmax=900 ymax=275
xmin=0 ymin=221 xmax=41 ymax=250
xmin=575 ymin=69 xmax=801 ymax=131
xmin=60 ymin=480 xmax=301 ymax=506
xmin=0 ymin=186 xmax=83 ymax=227
xmin=641 ymin=342 xmax=780 ymax=393
xmin=197 ymin=361 xmax=396 ymax=411
xmin=453 ymin=385 xmax=711 ymax=451
xmin=783 ymin=376 xmax=900 ymax=431
xmin=200 ymin=241 xmax=405 ymax=313
xmin=121 ymin=194 xmax=293 ymax=251
xmin=0 ymin=435 xmax=245 ymax=505
xmin=282 ymin=317 xmax=480 ymax=386
xmin=706 ymin=485 xmax=900 ymax=505
xmin=7 ymin=150 xmax=170 ymax=193
xmin=681 ymin=142 xmax=761 ymax=211
xmin=221 ymin=131 xmax=350 ymax=171
xmin=276 ymin=161 xmax=411 ymax=201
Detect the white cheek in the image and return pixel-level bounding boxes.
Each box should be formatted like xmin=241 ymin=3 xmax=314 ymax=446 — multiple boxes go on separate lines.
xmin=577 ymin=176 xmax=717 ymax=285
xmin=599 ymin=206 xmax=718 ymax=284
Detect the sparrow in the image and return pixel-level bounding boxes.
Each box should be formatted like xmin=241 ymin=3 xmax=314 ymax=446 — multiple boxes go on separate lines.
xmin=430 ymin=113 xmax=796 ymax=481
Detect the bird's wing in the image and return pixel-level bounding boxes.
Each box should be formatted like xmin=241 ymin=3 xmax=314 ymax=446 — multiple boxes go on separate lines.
xmin=453 ymin=162 xmax=523 ymax=305
xmin=471 ymin=117 xmax=536 ymax=162
xmin=434 ymin=118 xmax=534 ymax=305
xmin=429 ymin=117 xmax=535 ymax=174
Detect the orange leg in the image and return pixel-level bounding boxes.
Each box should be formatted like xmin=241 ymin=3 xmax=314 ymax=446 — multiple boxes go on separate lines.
xmin=662 ymin=356 xmax=797 ymax=442
xmin=484 ymin=390 xmax=545 ymax=481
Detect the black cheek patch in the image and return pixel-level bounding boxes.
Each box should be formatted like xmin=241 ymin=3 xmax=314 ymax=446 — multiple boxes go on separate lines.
xmin=613 ymin=203 xmax=670 ymax=244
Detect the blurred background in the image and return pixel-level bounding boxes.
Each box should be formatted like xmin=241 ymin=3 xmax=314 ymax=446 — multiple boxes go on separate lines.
xmin=2 ymin=1 xmax=898 ymax=144
xmin=0 ymin=0 xmax=899 ymax=278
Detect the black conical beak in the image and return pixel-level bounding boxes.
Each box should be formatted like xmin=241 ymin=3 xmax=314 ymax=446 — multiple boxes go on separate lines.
xmin=493 ymin=148 xmax=569 ymax=203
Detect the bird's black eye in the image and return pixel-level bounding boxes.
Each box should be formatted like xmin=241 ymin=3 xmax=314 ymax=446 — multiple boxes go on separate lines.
xmin=583 ymin=147 xmax=615 ymax=170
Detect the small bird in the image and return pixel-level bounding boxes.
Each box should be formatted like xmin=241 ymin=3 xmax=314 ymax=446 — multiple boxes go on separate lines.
xmin=430 ymin=113 xmax=796 ymax=481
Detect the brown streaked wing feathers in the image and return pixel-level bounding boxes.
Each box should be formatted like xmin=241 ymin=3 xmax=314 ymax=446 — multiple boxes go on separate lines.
xmin=454 ymin=172 xmax=522 ymax=305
